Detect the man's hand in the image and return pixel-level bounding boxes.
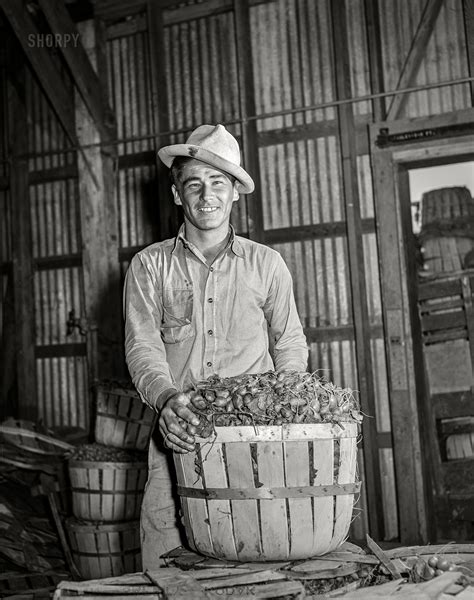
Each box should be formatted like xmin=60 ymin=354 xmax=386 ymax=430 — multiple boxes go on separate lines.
xmin=158 ymin=391 xmax=201 ymax=453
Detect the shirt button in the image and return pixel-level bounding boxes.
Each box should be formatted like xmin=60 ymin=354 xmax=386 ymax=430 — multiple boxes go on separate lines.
xmin=208 ymin=298 xmax=213 ymax=303
xmin=207 ymin=361 xmax=212 ymax=367
xmin=209 ymin=267 xmax=214 ymax=272
xmin=208 ymin=330 xmax=213 ymax=336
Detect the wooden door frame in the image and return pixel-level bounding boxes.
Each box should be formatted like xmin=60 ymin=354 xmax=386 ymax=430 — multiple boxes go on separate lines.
xmin=369 ymin=108 xmax=474 ymax=543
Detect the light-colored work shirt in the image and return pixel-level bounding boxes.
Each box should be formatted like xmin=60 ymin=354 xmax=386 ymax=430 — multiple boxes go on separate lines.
xmin=123 ymin=225 xmax=308 ymax=411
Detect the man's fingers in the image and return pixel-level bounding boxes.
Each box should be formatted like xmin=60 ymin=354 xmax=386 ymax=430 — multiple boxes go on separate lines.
xmin=174 ymin=402 xmax=200 ymax=426
xmin=161 ymin=430 xmax=195 ymax=452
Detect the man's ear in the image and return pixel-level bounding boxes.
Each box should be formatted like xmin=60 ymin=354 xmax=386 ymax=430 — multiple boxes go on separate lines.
xmin=232 ymin=185 xmax=240 ymax=203
xmin=172 ymin=184 xmax=182 ymax=206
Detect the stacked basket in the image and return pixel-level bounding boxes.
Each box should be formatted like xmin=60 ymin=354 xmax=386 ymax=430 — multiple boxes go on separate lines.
xmin=66 ymin=381 xmax=155 ymax=579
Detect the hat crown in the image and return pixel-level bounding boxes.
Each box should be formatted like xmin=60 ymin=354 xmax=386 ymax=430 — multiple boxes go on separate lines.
xmin=186 ymin=124 xmax=241 ymax=167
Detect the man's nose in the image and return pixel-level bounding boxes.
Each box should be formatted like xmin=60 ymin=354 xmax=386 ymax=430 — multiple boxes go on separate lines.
xmin=201 ymin=182 xmax=214 ymax=199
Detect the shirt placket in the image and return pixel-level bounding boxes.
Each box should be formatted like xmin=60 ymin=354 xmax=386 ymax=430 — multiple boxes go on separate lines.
xmin=202 ymin=263 xmax=218 ymax=376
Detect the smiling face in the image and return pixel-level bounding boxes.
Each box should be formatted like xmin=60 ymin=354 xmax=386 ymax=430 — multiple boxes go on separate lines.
xmin=172 ymin=159 xmax=239 ymax=236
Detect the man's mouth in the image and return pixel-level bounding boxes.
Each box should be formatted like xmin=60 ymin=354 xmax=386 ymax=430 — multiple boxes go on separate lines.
xmin=198 ymin=206 xmax=218 ymax=213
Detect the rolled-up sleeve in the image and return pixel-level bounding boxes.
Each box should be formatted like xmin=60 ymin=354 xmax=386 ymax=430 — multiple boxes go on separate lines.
xmin=264 ymin=254 xmax=308 ymax=372
xmin=123 ymin=254 xmax=177 ymax=411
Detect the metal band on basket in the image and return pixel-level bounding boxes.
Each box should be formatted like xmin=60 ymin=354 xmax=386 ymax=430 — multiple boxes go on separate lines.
xmin=177 ymin=481 xmax=361 ymax=500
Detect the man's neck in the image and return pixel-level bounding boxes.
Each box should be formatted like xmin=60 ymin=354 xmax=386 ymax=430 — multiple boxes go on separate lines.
xmin=183 ymin=222 xmax=231 ymax=264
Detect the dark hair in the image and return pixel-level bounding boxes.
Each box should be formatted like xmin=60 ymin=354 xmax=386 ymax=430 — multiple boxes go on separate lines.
xmin=169 ymin=156 xmax=236 ymax=187
xmin=169 ymin=156 xmax=194 ymax=187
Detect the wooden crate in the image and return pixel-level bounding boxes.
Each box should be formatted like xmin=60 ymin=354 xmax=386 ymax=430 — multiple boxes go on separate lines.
xmin=68 ymin=460 xmax=147 ymax=521
xmin=174 ymin=423 xmax=360 ymax=561
xmin=65 ymin=519 xmax=141 ymax=581
xmin=94 ymin=383 xmax=156 ymax=451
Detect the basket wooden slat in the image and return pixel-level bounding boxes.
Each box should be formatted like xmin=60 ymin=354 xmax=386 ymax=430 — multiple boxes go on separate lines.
xmin=312 ymin=439 xmax=334 ymax=554
xmin=285 ymin=440 xmax=312 ymax=558
xmin=66 ymin=520 xmax=141 ymax=580
xmin=174 ymin=423 xmax=359 ymax=561
xmin=94 ymin=386 xmax=155 ymax=451
xmin=226 ymin=442 xmax=261 ymax=558
xmin=68 ymin=461 xmax=147 ymax=522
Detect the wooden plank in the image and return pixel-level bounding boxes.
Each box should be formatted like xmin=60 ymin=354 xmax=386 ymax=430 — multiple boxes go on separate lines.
xmin=146 ymin=0 xmax=178 ymax=240
xmin=38 ymin=0 xmax=115 ymax=143
xmin=363 ymin=0 xmax=386 ymax=121
xmin=263 ymin=218 xmax=376 ymax=244
xmin=28 ymin=165 xmax=78 ymax=184
xmin=421 ymin=311 xmax=467 ymax=332
xmin=257 ymin=117 xmax=371 ymax=154
xmin=233 ymin=0 xmax=264 ymax=242
xmin=463 ymin=0 xmax=474 ymax=104
xmin=7 ymin=51 xmax=37 ymax=421
xmin=461 ymin=275 xmax=474 ymax=386
xmin=387 ymin=0 xmax=445 ymax=120
xmin=256 ymin=442 xmax=289 ymax=559
xmin=225 ymin=442 xmax=262 ymax=560
xmin=0 ymin=0 xmax=99 ymax=185
xmin=35 ymin=343 xmax=87 ymax=359
xmin=330 ymin=0 xmax=384 ymax=541
xmin=75 ymin=20 xmax=122 ymax=380
xmin=146 ymin=564 xmax=220 ymax=599
xmin=370 ymin=130 xmax=432 ymax=543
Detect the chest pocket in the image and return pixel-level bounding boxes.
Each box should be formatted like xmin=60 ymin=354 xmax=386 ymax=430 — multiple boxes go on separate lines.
xmin=161 ymin=288 xmax=194 ymax=344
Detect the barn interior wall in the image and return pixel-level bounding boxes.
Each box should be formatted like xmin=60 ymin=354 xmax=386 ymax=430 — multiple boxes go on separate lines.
xmin=0 ymin=0 xmax=471 ymax=543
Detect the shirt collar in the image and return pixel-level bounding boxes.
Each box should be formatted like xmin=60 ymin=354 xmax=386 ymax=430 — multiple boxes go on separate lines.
xmin=172 ymin=224 xmax=244 ymax=258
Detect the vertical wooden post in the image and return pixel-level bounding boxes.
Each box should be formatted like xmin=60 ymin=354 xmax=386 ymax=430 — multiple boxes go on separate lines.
xmin=462 ymin=0 xmax=474 ymax=105
xmin=8 ymin=53 xmax=37 ymax=420
xmin=233 ymin=0 xmax=264 ymax=242
xmin=147 ymin=0 xmax=179 ymax=240
xmin=75 ymin=20 xmax=121 ymax=383
xmin=364 ymin=0 xmax=386 ymax=122
xmin=369 ymin=140 xmax=429 ymax=543
xmin=329 ymin=0 xmax=385 ymax=540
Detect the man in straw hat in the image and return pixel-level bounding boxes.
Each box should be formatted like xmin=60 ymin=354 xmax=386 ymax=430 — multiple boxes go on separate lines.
xmin=124 ymin=124 xmax=308 ymax=568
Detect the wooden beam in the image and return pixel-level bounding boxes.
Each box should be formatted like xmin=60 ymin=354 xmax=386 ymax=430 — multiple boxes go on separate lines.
xmin=364 ymin=0 xmax=386 ymax=121
xmin=7 ymin=52 xmax=37 ymax=420
xmin=147 ymin=0 xmax=179 ymax=240
xmin=387 ymin=0 xmax=444 ymax=120
xmin=233 ymin=0 xmax=264 ymax=242
xmin=75 ymin=20 xmax=122 ymax=383
xmin=462 ymin=0 xmax=474 ymax=105
xmin=0 ymin=0 xmax=77 ymax=145
xmin=330 ymin=0 xmax=385 ymax=541
xmin=38 ymin=0 xmax=116 ymax=143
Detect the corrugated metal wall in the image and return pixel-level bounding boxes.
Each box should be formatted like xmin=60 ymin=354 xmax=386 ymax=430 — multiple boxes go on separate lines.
xmin=26 ymin=63 xmax=88 ymax=430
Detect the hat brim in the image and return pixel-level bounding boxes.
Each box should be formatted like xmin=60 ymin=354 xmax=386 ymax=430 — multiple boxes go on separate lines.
xmin=158 ymin=144 xmax=255 ymax=194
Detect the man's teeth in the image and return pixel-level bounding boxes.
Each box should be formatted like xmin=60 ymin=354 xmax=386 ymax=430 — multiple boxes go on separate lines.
xmin=199 ymin=207 xmax=218 ymax=212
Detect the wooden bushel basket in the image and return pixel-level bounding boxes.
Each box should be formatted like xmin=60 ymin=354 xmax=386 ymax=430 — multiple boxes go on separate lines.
xmin=94 ymin=384 xmax=155 ymax=451
xmin=174 ymin=423 xmax=360 ymax=561
xmin=68 ymin=460 xmax=147 ymax=521
xmin=65 ymin=519 xmax=141 ymax=580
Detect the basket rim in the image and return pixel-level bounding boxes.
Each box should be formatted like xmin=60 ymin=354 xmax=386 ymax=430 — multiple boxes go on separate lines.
xmin=192 ymin=422 xmax=359 ymax=443
xmin=68 ymin=460 xmax=147 ymax=468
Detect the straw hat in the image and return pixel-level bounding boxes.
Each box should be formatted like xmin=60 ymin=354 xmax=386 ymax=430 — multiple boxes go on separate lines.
xmin=158 ymin=124 xmax=255 ymax=194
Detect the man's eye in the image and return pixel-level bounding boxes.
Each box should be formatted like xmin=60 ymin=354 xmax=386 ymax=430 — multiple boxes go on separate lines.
xmin=213 ymin=180 xmax=224 ymax=186
xmin=187 ymin=183 xmax=200 ymax=190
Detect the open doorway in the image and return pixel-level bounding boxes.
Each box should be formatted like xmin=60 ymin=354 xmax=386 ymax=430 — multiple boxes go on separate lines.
xmin=405 ymin=159 xmax=474 ymax=540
